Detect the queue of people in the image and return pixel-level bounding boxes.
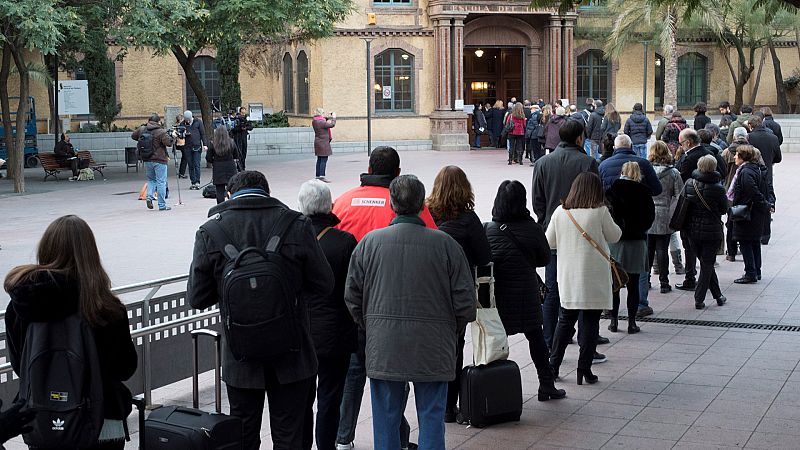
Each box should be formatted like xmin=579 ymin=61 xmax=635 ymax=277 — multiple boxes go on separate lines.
xmin=4 ymin=101 xmax=783 ymax=450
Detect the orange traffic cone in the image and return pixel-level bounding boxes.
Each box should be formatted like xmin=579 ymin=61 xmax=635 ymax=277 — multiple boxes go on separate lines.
xmin=139 ymin=183 xmax=162 ymax=200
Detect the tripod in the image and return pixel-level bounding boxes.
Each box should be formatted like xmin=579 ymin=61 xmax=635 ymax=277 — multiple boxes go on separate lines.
xmin=172 ymin=146 xmax=184 ymax=206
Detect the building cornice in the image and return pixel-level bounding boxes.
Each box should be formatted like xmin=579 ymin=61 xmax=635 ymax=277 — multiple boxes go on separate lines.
xmin=334 ymin=28 xmax=434 ymax=37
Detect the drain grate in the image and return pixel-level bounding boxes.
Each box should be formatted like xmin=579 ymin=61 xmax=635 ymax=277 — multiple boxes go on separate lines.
xmin=613 ymin=315 xmax=800 ymax=332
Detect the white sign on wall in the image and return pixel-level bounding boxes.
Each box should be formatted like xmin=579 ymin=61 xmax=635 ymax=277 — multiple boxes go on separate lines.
xmin=57 ymin=80 xmax=90 ymax=115
xmin=248 ymin=103 xmax=264 ymax=121
xmin=382 ymin=86 xmax=392 ymax=100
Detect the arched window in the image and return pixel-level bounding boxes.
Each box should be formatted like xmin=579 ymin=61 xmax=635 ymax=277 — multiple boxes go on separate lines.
xmin=375 ymin=49 xmax=414 ymax=112
xmin=677 ymin=53 xmax=707 ymax=107
xmin=654 ymin=53 xmax=665 ymax=108
xmin=186 ymin=56 xmax=219 ymax=113
xmin=283 ymin=53 xmax=294 ymax=113
xmin=576 ymin=50 xmax=610 ymax=102
xmin=296 ymin=51 xmax=309 ymax=115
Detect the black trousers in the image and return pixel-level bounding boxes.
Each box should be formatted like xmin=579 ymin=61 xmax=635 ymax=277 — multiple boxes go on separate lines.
xmin=37 ymin=440 xmax=125 ymax=450
xmin=234 ymin=133 xmax=248 ymax=170
xmin=691 ymin=238 xmax=722 ymax=303
xmin=550 ymin=309 xmax=602 ymax=371
xmin=508 ymin=136 xmax=524 ymax=162
xmin=446 ymin=329 xmax=466 ymax=412
xmin=177 ymin=146 xmax=189 ymax=176
xmin=215 ymin=184 xmax=226 ymax=204
xmin=612 ymin=272 xmax=640 ymax=321
xmin=227 ymin=373 xmax=315 ymax=450
xmin=304 ymin=353 xmax=351 ymax=450
xmin=524 ymin=328 xmax=555 ymax=382
xmin=647 ymin=234 xmax=671 ymax=286
xmin=725 ymin=217 xmax=738 ymax=257
xmin=680 ymin=231 xmax=698 ymax=280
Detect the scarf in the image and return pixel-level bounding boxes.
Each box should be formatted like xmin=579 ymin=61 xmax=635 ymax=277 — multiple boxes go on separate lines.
xmin=727 ymin=162 xmax=746 ymax=201
xmin=314 ymin=115 xmax=332 ymax=141
xmin=230 ymin=188 xmax=269 ymax=199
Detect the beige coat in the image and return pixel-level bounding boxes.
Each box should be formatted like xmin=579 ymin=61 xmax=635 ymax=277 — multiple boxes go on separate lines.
xmin=545 ymin=205 xmax=622 ymax=310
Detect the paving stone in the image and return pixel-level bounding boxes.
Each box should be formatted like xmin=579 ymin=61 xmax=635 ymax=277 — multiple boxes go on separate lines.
xmin=694 ymin=411 xmax=764 ymax=432
xmin=600 ymin=435 xmax=676 ymax=450
xmin=680 ymin=425 xmax=753 ymax=447
xmin=744 ymin=431 xmax=800 ymax=449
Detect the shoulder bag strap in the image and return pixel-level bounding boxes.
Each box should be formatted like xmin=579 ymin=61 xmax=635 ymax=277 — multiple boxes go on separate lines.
xmin=498 ymin=223 xmax=540 ymax=271
xmin=563 ymin=209 xmax=612 ymax=264
xmin=266 ymin=210 xmax=301 ymax=253
xmin=693 ymin=180 xmax=713 ymax=212
xmin=316 ymin=226 xmax=333 ymax=241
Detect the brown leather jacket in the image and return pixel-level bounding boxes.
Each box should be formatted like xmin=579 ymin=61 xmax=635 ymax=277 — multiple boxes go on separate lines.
xmin=131 ymin=121 xmax=173 ymax=164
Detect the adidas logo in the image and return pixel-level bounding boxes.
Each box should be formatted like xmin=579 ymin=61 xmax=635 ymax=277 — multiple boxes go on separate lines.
xmin=51 ymin=418 xmax=65 ymax=431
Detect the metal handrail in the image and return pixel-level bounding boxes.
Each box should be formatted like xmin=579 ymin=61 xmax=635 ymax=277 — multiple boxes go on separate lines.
xmin=0 ymin=273 xmax=205 ymax=407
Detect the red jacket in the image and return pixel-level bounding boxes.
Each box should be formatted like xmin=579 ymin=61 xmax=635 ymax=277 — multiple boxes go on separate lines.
xmin=510 ymin=116 xmax=526 ymax=136
xmin=332 ymin=174 xmax=437 ymax=241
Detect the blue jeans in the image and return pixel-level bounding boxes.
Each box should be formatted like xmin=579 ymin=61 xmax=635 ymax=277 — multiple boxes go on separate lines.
xmin=188 ymin=146 xmax=202 ymax=184
xmin=542 ymin=250 xmax=560 ymax=349
xmin=145 ymin=161 xmax=168 ymax=209
xmin=584 ymin=138 xmax=592 ymax=156
xmin=639 ymin=270 xmax=650 ymax=308
xmin=316 ymin=156 xmax=328 ymax=177
xmin=473 ymin=132 xmax=482 ymax=148
xmin=633 ymin=143 xmax=648 ymax=159
xmin=370 ymin=379 xmax=446 ymax=450
xmin=337 ymin=353 xmax=411 ymax=447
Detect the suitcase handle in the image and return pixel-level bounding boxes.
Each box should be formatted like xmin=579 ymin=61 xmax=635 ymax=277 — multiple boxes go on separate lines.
xmin=191 ymin=329 xmax=222 ymax=413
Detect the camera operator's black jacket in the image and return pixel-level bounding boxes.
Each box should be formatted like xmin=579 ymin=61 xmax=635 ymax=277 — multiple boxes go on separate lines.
xmin=132 ymin=121 xmax=173 ymax=164
xmin=183 ymin=118 xmax=206 ymax=149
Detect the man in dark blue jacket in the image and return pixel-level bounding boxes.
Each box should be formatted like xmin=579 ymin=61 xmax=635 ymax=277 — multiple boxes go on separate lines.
xmin=623 ymin=103 xmax=653 ymax=159
xmin=598 ymin=134 xmax=662 ymax=195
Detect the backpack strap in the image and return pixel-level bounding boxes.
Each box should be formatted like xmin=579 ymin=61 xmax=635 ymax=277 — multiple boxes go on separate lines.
xmin=204 ymin=216 xmax=240 ymax=260
xmin=316 ymin=226 xmax=333 ymax=240
xmin=266 ymin=210 xmax=301 ymax=253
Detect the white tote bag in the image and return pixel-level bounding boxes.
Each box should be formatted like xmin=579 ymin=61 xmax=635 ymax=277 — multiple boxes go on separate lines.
xmin=471 ymin=263 xmax=509 ymax=365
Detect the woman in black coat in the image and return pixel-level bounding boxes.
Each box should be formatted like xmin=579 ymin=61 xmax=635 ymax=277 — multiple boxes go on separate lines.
xmin=426 ymin=165 xmax=491 ymax=421
xmin=298 ymin=180 xmax=358 ymax=450
xmin=730 ymin=145 xmax=770 ymax=284
xmin=4 ymin=216 xmax=137 ymax=450
xmin=206 ymin=125 xmax=239 ymax=203
xmin=488 ymin=100 xmax=506 ymax=148
xmin=605 ymin=162 xmax=655 ymax=334
xmin=685 ymin=155 xmax=729 ymax=309
xmin=484 ymin=180 xmax=566 ymax=402
xmin=693 ymin=102 xmax=711 ymax=131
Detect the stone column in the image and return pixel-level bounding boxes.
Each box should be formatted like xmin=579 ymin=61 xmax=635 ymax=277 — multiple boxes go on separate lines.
xmin=430 ymin=15 xmax=469 ymax=152
xmin=562 ymin=14 xmax=578 ymax=103
xmin=545 ymin=16 xmax=562 ymax=103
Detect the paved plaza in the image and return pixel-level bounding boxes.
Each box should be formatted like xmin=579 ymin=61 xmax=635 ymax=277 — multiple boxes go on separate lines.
xmin=2 ymin=150 xmax=800 ymax=449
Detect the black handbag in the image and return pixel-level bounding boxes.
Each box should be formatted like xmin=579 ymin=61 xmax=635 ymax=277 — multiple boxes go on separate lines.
xmin=729 ymin=204 xmax=752 ymax=222
xmin=669 ymin=181 xmax=691 ymax=231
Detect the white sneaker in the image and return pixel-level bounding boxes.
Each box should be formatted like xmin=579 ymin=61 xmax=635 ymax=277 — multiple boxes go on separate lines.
xmin=336 ymin=443 xmax=354 ymax=450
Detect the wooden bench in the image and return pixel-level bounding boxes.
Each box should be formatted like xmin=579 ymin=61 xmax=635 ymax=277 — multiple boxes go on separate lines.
xmin=77 ymin=151 xmax=107 ymax=180
xmin=37 ymin=153 xmax=63 ymax=181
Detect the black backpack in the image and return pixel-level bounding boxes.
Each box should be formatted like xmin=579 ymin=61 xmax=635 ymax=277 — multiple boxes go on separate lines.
xmin=18 ymin=314 xmax=104 ymax=449
xmin=525 ymin=112 xmax=541 ymax=139
xmin=137 ymin=127 xmax=155 ymax=160
xmin=204 ymin=209 xmax=302 ymax=362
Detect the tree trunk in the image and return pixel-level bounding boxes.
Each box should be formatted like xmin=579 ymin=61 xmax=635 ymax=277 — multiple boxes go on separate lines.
xmin=9 ymin=45 xmax=29 ymax=193
xmin=663 ymin=8 xmax=678 ymax=108
xmin=44 ymin=54 xmax=58 ymax=134
xmin=768 ymin=39 xmax=790 ymax=114
xmin=173 ymin=46 xmax=213 ymax=144
xmin=748 ymin=48 xmax=767 ymax=107
xmin=1 ymin=44 xmax=15 ymax=180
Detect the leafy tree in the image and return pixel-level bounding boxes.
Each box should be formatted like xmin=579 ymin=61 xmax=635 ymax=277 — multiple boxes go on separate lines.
xmin=119 ymin=0 xmax=354 ymax=140
xmin=81 ymin=5 xmax=122 ymax=130
xmin=530 ymin=0 xmax=799 ymax=14
xmin=0 ymin=0 xmax=78 ymax=193
xmin=218 ymin=37 xmax=242 ymax=113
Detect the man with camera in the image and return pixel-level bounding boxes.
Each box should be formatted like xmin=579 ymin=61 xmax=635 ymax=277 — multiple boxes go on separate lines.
xmin=181 ymin=110 xmax=207 ymax=190
xmin=230 ymin=106 xmax=253 ymax=170
xmin=132 ymin=113 xmax=175 ymax=211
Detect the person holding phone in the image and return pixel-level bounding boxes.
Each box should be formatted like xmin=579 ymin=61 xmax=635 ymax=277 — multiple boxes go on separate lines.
xmin=313 ymin=108 xmax=337 ymax=182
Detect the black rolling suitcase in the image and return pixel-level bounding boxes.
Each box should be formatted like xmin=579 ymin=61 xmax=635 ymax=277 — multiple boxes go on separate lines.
xmin=457 ymin=360 xmax=523 ymax=428
xmin=144 ymin=329 xmax=243 ymax=449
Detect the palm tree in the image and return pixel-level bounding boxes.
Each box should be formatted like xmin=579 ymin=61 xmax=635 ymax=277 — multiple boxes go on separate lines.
xmin=602 ymin=0 xmax=723 ymax=109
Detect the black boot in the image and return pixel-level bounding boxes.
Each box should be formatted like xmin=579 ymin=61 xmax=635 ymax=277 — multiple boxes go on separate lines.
xmin=577 ymin=368 xmax=598 ymax=385
xmin=538 ymin=378 xmax=566 ymax=401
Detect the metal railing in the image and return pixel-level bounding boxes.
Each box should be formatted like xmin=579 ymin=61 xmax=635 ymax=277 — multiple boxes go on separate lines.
xmin=0 ymin=273 xmax=216 ymax=407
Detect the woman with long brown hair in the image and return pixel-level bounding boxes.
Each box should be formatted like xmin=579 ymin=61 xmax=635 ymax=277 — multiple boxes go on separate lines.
xmin=4 ymin=215 xmax=137 ymax=450
xmin=546 ymin=173 xmax=621 ymax=385
xmin=507 ymin=103 xmax=527 ymax=165
xmin=426 ymin=165 xmax=491 ymax=421
xmin=601 ymin=103 xmax=621 ymax=136
xmin=207 ymin=125 xmax=240 ymax=203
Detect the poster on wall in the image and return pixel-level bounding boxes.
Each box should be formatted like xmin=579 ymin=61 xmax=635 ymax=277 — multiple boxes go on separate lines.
xmin=57 ymin=80 xmax=90 ymax=115
xmin=382 ymin=86 xmax=392 ymax=100
xmin=248 ymin=103 xmax=264 ymax=121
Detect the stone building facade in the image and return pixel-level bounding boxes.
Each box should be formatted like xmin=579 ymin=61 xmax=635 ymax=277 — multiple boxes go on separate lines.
xmin=8 ymin=0 xmax=799 ymax=150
